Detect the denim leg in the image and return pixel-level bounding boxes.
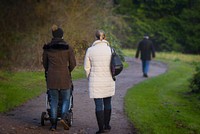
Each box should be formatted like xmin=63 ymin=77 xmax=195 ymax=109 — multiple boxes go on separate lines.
xmin=144 ymin=60 xmax=150 ymax=74
xmin=60 ymin=89 xmax=71 ymax=116
xmin=103 ymin=97 xmax=112 ymax=110
xmin=48 ymin=89 xmax=59 ymax=120
xmin=142 ymin=60 xmax=146 ymax=74
xmin=142 ymin=60 xmax=150 ymax=74
xmin=94 ymin=98 xmax=104 ymax=112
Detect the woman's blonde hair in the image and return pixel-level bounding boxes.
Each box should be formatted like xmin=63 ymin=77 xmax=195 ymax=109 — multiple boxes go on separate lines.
xmin=95 ymin=30 xmax=105 ymax=41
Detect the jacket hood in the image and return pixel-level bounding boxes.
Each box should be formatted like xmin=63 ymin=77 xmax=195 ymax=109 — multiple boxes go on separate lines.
xmin=43 ymin=38 xmax=69 ymax=50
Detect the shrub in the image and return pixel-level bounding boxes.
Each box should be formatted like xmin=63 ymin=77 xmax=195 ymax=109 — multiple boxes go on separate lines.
xmin=189 ymin=62 xmax=200 ymax=93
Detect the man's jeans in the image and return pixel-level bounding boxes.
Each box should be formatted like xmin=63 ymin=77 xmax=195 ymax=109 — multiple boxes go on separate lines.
xmin=94 ymin=97 xmax=112 ymax=112
xmin=48 ymin=89 xmax=71 ymax=120
xmin=142 ymin=60 xmax=150 ymax=75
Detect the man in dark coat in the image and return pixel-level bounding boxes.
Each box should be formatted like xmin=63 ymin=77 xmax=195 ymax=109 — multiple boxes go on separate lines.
xmin=42 ymin=25 xmax=76 ymax=131
xmin=135 ymin=35 xmax=155 ymax=77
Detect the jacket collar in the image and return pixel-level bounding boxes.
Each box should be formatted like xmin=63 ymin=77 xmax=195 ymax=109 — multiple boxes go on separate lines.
xmin=43 ymin=38 xmax=69 ymax=50
xmin=92 ymin=40 xmax=109 ymax=46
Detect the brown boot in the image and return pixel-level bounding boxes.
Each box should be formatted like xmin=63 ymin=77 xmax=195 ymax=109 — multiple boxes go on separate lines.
xmin=60 ymin=114 xmax=70 ymax=130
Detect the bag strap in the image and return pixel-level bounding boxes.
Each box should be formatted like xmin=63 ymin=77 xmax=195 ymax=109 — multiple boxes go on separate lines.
xmin=109 ymin=46 xmax=116 ymax=54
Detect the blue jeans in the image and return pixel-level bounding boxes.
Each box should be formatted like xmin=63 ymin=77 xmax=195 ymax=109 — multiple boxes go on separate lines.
xmin=94 ymin=97 xmax=112 ymax=112
xmin=142 ymin=60 xmax=150 ymax=75
xmin=48 ymin=89 xmax=71 ymax=120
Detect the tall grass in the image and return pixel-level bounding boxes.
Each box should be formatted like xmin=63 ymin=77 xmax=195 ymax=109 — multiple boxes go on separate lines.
xmin=123 ymin=49 xmax=200 ymax=134
xmin=157 ymin=51 xmax=200 ymax=63
xmin=123 ymin=49 xmax=200 ymax=63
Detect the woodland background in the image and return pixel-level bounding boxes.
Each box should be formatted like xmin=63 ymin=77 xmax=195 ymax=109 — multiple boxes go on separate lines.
xmin=0 ymin=0 xmax=199 ymax=71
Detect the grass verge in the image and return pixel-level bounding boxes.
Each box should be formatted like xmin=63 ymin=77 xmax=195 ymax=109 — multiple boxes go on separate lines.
xmin=0 ymin=71 xmax=45 ymax=112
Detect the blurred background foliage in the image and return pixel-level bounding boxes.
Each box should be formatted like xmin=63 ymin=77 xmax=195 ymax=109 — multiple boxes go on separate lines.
xmin=0 ymin=0 xmax=199 ymax=71
xmin=0 ymin=0 xmax=127 ymax=70
xmin=114 ymin=0 xmax=200 ymax=53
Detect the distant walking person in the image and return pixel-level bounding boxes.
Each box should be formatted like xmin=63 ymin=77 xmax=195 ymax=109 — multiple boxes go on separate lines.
xmin=84 ymin=30 xmax=115 ymax=134
xmin=42 ymin=25 xmax=76 ymax=131
xmin=135 ymin=34 xmax=155 ymax=77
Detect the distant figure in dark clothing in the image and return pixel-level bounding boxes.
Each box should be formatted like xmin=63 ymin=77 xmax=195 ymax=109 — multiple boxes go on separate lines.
xmin=135 ymin=35 xmax=155 ymax=77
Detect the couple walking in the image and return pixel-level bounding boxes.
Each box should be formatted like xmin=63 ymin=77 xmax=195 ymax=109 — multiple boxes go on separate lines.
xmin=42 ymin=25 xmax=114 ymax=134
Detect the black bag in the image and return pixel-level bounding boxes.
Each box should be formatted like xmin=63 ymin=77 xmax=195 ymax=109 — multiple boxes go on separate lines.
xmin=110 ymin=47 xmax=123 ymax=81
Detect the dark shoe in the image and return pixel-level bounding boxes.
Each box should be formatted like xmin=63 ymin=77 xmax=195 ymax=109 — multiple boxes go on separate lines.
xmin=60 ymin=119 xmax=70 ymax=130
xmin=49 ymin=125 xmax=56 ymax=131
xmin=143 ymin=73 xmax=148 ymax=77
xmin=96 ymin=130 xmax=105 ymax=134
xmin=96 ymin=111 xmax=105 ymax=134
xmin=49 ymin=118 xmax=57 ymax=131
xmin=104 ymin=110 xmax=111 ymax=132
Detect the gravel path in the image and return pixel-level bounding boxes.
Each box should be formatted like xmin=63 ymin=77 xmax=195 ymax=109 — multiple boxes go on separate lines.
xmin=0 ymin=58 xmax=167 ymax=134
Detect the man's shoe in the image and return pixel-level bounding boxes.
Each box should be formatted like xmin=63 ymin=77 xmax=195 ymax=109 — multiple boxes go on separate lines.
xmin=96 ymin=130 xmax=105 ymax=134
xmin=49 ymin=118 xmax=57 ymax=131
xmin=60 ymin=119 xmax=70 ymax=130
xmin=143 ymin=73 xmax=148 ymax=77
xmin=49 ymin=125 xmax=56 ymax=131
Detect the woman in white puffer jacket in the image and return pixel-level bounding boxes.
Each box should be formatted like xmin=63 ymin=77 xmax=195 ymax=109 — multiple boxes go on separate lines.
xmin=84 ymin=30 xmax=115 ymax=134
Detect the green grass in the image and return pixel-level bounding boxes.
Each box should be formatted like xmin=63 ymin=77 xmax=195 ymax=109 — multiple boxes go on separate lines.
xmin=0 ymin=71 xmax=45 ymax=112
xmin=0 ymin=66 xmax=85 ymax=113
xmin=71 ymin=66 xmax=86 ymax=80
xmin=123 ymin=49 xmax=200 ymax=134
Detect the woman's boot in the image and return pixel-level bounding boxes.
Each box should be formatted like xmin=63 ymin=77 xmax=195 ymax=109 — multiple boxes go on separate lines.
xmin=95 ymin=111 xmax=105 ymax=134
xmin=104 ymin=109 xmax=111 ymax=131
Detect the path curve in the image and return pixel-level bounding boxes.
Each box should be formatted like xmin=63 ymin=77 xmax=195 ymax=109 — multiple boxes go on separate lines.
xmin=0 ymin=58 xmax=167 ymax=134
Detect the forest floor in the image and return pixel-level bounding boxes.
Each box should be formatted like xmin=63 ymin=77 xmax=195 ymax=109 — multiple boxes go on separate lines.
xmin=0 ymin=57 xmax=167 ymax=134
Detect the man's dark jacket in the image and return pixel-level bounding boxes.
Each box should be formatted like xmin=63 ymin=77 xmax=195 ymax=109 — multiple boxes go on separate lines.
xmin=135 ymin=38 xmax=155 ymax=60
xmin=42 ymin=38 xmax=76 ymax=89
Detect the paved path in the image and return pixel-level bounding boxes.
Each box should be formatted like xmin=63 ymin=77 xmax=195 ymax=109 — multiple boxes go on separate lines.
xmin=0 ymin=58 xmax=167 ymax=134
